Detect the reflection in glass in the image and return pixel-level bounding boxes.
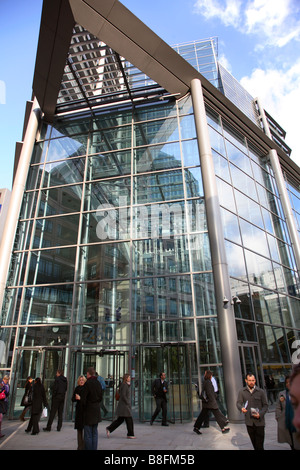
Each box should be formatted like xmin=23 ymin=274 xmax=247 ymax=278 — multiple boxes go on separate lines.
xmin=193 ymin=273 xmax=216 ymax=316
xmin=133 ymin=170 xmax=184 ymax=204
xmin=257 ymin=324 xmax=289 ymax=363
xmin=38 ymin=185 xmax=83 ymax=215
xmin=27 ymin=247 xmax=76 ymax=285
xmin=84 ymin=177 xmax=131 ymax=210
xmin=21 ymin=285 xmax=73 ymax=324
xmin=88 ymin=150 xmax=131 ymax=179
xmin=78 ymin=242 xmax=130 ymax=281
xmin=133 ymin=236 xmax=190 ymax=277
xmin=197 ymin=317 xmax=221 ymax=364
xmin=133 ymin=142 xmax=181 ymax=173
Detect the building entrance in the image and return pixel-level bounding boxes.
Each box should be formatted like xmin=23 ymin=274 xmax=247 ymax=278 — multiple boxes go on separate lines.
xmin=69 ymin=349 xmax=128 ymax=421
xmin=138 ymin=343 xmax=194 ymax=423
xmin=10 ymin=347 xmax=66 ymax=419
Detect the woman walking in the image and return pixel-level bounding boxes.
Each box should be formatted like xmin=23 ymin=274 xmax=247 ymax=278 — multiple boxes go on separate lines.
xmin=19 ymin=377 xmax=33 ymax=421
xmin=72 ymin=375 xmax=87 ymax=450
xmin=193 ymin=370 xmax=230 ymax=435
xmin=25 ymin=378 xmax=48 ymax=435
xmin=0 ymin=377 xmax=10 ymax=438
xmin=106 ymin=374 xmax=136 ymax=439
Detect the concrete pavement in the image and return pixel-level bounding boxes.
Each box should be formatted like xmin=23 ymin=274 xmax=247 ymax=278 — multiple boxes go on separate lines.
xmin=0 ymin=411 xmax=292 ymax=452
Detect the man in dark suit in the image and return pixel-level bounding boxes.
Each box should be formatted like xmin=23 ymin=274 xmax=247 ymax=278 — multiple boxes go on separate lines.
xmin=150 ymin=372 xmax=168 ymax=426
xmin=80 ymin=367 xmax=102 ymax=450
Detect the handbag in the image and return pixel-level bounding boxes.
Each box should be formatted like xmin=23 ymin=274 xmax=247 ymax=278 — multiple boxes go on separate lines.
xmin=42 ymin=407 xmax=48 ymax=418
xmin=0 ymin=390 xmax=6 ymax=400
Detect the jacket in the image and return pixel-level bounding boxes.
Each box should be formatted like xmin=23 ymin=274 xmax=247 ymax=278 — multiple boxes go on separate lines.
xmin=201 ymin=378 xmax=219 ymax=409
xmin=52 ymin=374 xmax=68 ymax=398
xmin=81 ymin=376 xmax=102 ymax=426
xmin=152 ymin=378 xmax=168 ymax=401
xmin=236 ymin=386 xmax=268 ymax=426
xmin=31 ymin=381 xmax=48 ymax=415
xmin=116 ymin=382 xmax=132 ymax=417
xmin=71 ymin=385 xmax=85 ymax=430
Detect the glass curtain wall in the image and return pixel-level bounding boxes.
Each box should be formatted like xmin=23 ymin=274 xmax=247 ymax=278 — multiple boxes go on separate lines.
xmin=206 ymin=103 xmax=300 ymax=398
xmin=0 ymin=95 xmax=221 ymax=421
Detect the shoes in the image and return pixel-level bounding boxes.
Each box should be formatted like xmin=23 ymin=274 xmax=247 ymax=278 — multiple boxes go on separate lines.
xmin=43 ymin=428 xmax=51 ymax=432
xmin=221 ymin=427 xmax=230 ymax=434
xmin=150 ymin=420 xmax=153 ymax=426
xmin=0 ymin=433 xmax=5 ymax=438
xmin=193 ymin=428 xmax=202 ymax=435
xmin=31 ymin=432 xmax=39 ymax=435
xmin=25 ymin=429 xmax=30 ymax=434
xmin=106 ymin=428 xmax=110 ymax=438
xmin=161 ymin=423 xmax=169 ymax=426
xmin=127 ymin=436 xmax=137 ymax=439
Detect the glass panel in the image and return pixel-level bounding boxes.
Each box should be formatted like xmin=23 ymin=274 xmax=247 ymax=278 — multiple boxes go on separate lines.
xmin=230 ymin=279 xmax=254 ymax=320
xmin=88 ymin=126 xmax=132 ymax=154
xmin=26 ymin=165 xmax=43 ymax=190
xmin=181 ymin=139 xmax=200 ymax=167
xmin=197 ymin=317 xmax=221 ymax=364
xmin=21 ymin=285 xmax=73 ymax=324
xmin=133 ymin=142 xmax=181 ymax=173
xmin=74 ymin=280 xmax=130 ymax=323
xmin=84 ymin=177 xmax=131 ymax=210
xmin=18 ymin=326 xmax=70 ymax=347
xmin=82 ymin=208 xmax=131 ymax=243
xmin=185 ymin=167 xmax=203 ymax=197
xmin=216 ymin=178 xmax=236 ymax=211
xmin=230 ymin=164 xmax=258 ymax=201
xmin=133 ymin=170 xmax=184 ymax=204
xmin=26 ymin=247 xmax=76 ymax=285
xmin=78 ymin=242 xmax=130 ymax=281
xmin=187 ymin=199 xmax=207 ymax=232
xmin=224 ymin=241 xmax=247 ymax=278
xmin=33 ymin=214 xmax=80 ymax=248
xmin=235 ymin=191 xmax=263 ymax=228
xmin=38 ymin=185 xmax=82 ymax=215
xmin=221 ymin=208 xmax=241 ymax=244
xmin=179 ymin=114 xmax=197 ymax=140
xmin=257 ymin=325 xmax=290 ymax=363
xmin=240 ymin=219 xmax=270 ymax=257
xmin=46 ymin=135 xmax=87 ymax=162
xmin=193 ymin=273 xmax=216 ymax=316
xmin=132 ymin=201 xmax=186 ymax=239
xmin=189 ymin=233 xmax=212 ymax=272
xmin=132 ymin=275 xmax=193 ymax=321
xmin=236 ymin=321 xmax=257 ymax=342
xmin=208 ymin=127 xmax=226 ymax=155
xmin=225 ymin=140 xmax=252 ymax=175
xmin=132 ymin=236 xmax=190 ymax=277
xmin=244 ymin=250 xmax=276 ymax=289
xmin=134 ymin=117 xmax=179 ymax=146
xmin=212 ymin=150 xmax=230 ymax=182
xmin=88 ymin=150 xmax=131 ymax=179
xmin=42 ymin=158 xmax=85 ymax=187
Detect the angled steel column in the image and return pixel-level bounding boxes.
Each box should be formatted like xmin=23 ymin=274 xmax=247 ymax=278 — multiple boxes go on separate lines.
xmin=0 ymin=97 xmax=41 ymax=314
xmin=256 ymin=98 xmax=300 ymax=275
xmin=190 ymin=78 xmax=243 ymax=422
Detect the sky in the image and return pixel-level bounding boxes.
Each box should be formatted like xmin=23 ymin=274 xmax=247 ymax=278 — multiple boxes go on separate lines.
xmin=1 ymin=0 xmax=300 ymax=191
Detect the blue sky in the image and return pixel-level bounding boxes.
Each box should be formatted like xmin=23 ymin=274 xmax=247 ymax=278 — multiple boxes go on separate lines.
xmin=1 ymin=0 xmax=300 ymax=190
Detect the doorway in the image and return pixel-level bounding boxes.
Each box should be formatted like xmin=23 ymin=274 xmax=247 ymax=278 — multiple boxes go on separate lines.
xmin=138 ymin=343 xmax=194 ymax=423
xmin=69 ymin=348 xmax=128 ymax=420
xmin=10 ymin=347 xmax=66 ymax=419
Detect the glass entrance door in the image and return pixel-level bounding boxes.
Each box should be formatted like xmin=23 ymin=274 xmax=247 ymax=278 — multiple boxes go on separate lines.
xmin=69 ymin=349 xmax=128 ymax=420
xmin=138 ymin=343 xmax=193 ymax=423
xmin=10 ymin=347 xmax=66 ymax=419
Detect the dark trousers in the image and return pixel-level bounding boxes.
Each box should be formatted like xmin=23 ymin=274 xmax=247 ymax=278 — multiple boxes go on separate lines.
xmin=107 ymin=416 xmax=134 ymax=436
xmin=26 ymin=413 xmax=41 ymax=434
xmin=194 ymin=407 xmax=227 ymax=430
xmin=247 ymin=424 xmax=265 ymax=450
xmin=46 ymin=396 xmax=65 ymax=430
xmin=151 ymin=397 xmax=167 ymax=424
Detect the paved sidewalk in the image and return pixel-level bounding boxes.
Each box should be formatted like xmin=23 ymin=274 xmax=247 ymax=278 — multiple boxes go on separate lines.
xmin=0 ymin=411 xmax=291 ymax=452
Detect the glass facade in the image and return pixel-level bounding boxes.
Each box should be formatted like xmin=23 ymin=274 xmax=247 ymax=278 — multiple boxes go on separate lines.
xmin=0 ymin=17 xmax=299 ymax=424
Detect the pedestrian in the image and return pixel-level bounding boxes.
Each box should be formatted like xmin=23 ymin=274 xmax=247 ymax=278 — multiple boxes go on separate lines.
xmin=43 ymin=369 xmax=68 ymax=432
xmin=193 ymin=370 xmax=230 ymax=435
xmin=80 ymin=367 xmax=102 ymax=450
xmin=289 ymin=363 xmax=300 ymax=446
xmin=19 ymin=376 xmax=33 ymax=421
xmin=25 ymin=377 xmax=48 ymax=435
xmin=106 ymin=373 xmax=136 ymax=439
xmin=150 ymin=372 xmax=168 ymax=426
xmin=96 ymin=372 xmax=108 ymax=417
xmin=71 ymin=375 xmax=87 ymax=450
xmin=275 ymin=375 xmax=300 ymax=450
xmin=0 ymin=377 xmax=10 ymax=438
xmin=236 ymin=372 xmax=268 ymax=450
